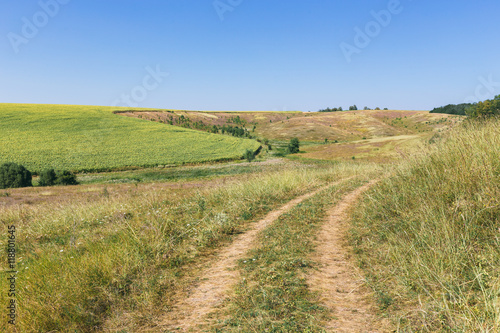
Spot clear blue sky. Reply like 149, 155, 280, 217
1, 0, 500, 111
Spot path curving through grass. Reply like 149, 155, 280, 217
160, 183, 340, 331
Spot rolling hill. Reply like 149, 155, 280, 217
0, 104, 260, 173
118, 109, 462, 162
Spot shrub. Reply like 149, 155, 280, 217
38, 169, 78, 186
38, 169, 57, 186
244, 149, 255, 162
287, 137, 300, 154
56, 170, 79, 185
0, 162, 32, 189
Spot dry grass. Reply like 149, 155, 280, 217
121, 109, 462, 143
350, 118, 500, 331
0, 162, 373, 332
300, 134, 426, 163
212, 179, 369, 332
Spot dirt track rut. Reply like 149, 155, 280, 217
308, 180, 390, 332
160, 183, 337, 332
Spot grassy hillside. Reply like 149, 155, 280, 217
119, 109, 460, 142
119, 109, 461, 163
0, 104, 260, 173
350, 118, 500, 331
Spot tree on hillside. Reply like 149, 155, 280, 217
0, 163, 32, 189
38, 169, 78, 186
430, 103, 472, 116
349, 105, 358, 111
56, 170, 79, 185
244, 149, 255, 162
319, 107, 344, 112
39, 169, 57, 186
287, 137, 300, 154
467, 95, 500, 118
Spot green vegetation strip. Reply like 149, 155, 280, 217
77, 161, 282, 185
0, 104, 260, 173
214, 178, 367, 332
350, 119, 500, 331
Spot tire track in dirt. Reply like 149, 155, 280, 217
308, 180, 391, 332
160, 182, 342, 332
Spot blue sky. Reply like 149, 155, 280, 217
1, 0, 500, 111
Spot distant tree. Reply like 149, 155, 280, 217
0, 163, 32, 189
56, 170, 78, 186
466, 96, 500, 118
318, 106, 345, 112
287, 137, 300, 154
349, 105, 358, 111
244, 149, 255, 162
375, 107, 381, 110
262, 138, 272, 150
430, 103, 472, 116
384, 108, 389, 110
364, 106, 370, 110
38, 169, 57, 186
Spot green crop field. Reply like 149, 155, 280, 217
0, 104, 260, 173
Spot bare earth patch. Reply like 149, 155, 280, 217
309, 180, 392, 332
160, 183, 337, 332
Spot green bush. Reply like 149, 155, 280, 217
287, 137, 300, 154
0, 162, 32, 189
38, 169, 78, 186
56, 170, 79, 185
38, 169, 57, 186
244, 149, 255, 162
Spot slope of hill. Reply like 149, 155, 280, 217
118, 109, 460, 142
0, 104, 260, 172
118, 109, 462, 162
351, 118, 500, 331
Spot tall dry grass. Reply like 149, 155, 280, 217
0, 162, 377, 332
351, 119, 500, 331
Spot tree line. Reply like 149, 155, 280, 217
0, 163, 78, 189
430, 95, 499, 118
319, 105, 388, 112
468, 95, 500, 118
430, 103, 471, 115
